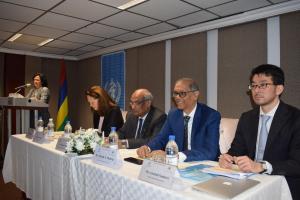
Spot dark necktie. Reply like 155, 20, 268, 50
135, 118, 143, 139
183, 116, 190, 150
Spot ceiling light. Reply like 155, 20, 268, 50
8, 33, 23, 42
118, 0, 146, 10
38, 38, 54, 46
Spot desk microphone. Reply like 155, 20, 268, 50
15, 83, 31, 90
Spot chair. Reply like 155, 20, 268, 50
219, 118, 239, 154
121, 110, 128, 122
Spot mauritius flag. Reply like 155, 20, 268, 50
56, 60, 69, 131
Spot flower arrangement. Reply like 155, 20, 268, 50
66, 128, 102, 155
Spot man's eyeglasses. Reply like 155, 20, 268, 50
248, 83, 274, 90
172, 90, 197, 98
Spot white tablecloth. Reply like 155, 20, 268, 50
3, 134, 82, 200
72, 150, 292, 200
3, 134, 293, 200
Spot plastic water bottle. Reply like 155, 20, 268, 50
64, 121, 72, 137
108, 127, 119, 149
165, 135, 179, 166
36, 117, 44, 133
47, 118, 55, 137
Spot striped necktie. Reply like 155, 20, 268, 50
183, 116, 190, 150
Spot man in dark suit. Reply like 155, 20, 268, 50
118, 89, 166, 149
137, 78, 221, 162
219, 64, 300, 200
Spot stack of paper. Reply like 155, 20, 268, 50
178, 164, 215, 182
202, 166, 254, 179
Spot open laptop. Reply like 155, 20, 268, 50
193, 176, 260, 199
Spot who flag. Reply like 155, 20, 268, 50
56, 60, 69, 131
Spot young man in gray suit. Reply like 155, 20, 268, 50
118, 89, 166, 149
219, 64, 300, 200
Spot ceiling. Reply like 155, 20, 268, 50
0, 0, 294, 59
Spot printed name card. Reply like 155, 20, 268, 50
26, 128, 35, 139
93, 145, 122, 169
32, 131, 46, 143
138, 159, 177, 189
55, 136, 70, 152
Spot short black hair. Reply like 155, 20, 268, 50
250, 64, 284, 85
32, 72, 48, 87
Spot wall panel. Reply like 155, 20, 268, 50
0, 53, 4, 97
125, 48, 139, 110
137, 42, 165, 111
218, 20, 267, 118
280, 11, 300, 108
171, 32, 207, 104
76, 56, 100, 129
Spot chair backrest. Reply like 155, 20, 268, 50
219, 118, 239, 154
121, 110, 128, 122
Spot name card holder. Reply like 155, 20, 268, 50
32, 131, 46, 143
55, 136, 70, 152
93, 145, 122, 169
26, 128, 35, 139
138, 159, 177, 189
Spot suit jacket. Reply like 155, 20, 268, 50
148, 102, 221, 162
93, 106, 124, 137
27, 87, 50, 126
228, 101, 300, 200
118, 106, 167, 149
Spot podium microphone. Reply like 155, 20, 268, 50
15, 83, 31, 90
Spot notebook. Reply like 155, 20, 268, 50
192, 176, 260, 199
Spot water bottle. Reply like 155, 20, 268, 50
47, 118, 55, 137
64, 121, 72, 137
36, 117, 44, 133
165, 135, 179, 166
108, 127, 118, 149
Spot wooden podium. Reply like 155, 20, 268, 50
0, 96, 48, 157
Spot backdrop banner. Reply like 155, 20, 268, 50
101, 51, 125, 110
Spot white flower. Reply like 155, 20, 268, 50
91, 142, 97, 151
66, 140, 74, 153
75, 140, 84, 151
65, 128, 101, 154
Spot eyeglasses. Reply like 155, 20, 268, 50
172, 90, 197, 98
248, 83, 274, 90
129, 99, 145, 106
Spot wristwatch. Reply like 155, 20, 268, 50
259, 161, 267, 174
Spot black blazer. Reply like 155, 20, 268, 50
118, 106, 167, 149
228, 101, 300, 200
93, 106, 124, 137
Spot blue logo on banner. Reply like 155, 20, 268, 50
101, 51, 125, 110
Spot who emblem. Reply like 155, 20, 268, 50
105, 79, 121, 103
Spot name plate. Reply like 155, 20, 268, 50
26, 128, 35, 139
93, 145, 122, 169
32, 131, 46, 143
138, 159, 177, 189
55, 136, 70, 152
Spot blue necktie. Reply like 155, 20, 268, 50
135, 118, 143, 139
256, 115, 271, 161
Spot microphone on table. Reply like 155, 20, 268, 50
15, 83, 31, 90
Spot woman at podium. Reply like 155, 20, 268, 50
26, 72, 50, 127
85, 86, 123, 137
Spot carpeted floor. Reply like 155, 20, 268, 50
0, 158, 25, 200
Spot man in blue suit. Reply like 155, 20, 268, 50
137, 78, 221, 162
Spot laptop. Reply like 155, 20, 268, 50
192, 176, 260, 199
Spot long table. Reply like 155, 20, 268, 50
3, 134, 293, 200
